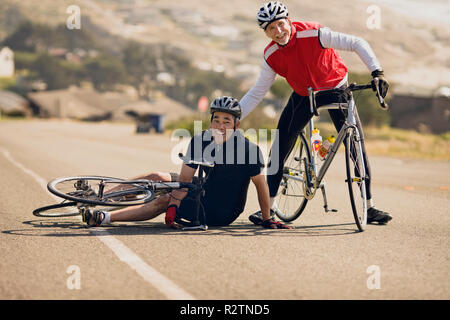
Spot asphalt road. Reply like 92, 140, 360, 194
0, 120, 449, 300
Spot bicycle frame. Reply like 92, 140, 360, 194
275, 80, 384, 227
308, 90, 360, 187
304, 79, 384, 191
299, 87, 367, 213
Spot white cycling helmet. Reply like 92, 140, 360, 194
210, 96, 242, 119
257, 1, 289, 30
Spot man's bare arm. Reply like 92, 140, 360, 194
251, 173, 271, 221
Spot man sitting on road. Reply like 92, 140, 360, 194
83, 96, 293, 230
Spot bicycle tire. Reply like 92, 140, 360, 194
47, 176, 154, 207
274, 132, 310, 222
33, 202, 123, 218
33, 201, 79, 217
345, 127, 368, 232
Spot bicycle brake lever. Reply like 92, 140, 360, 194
373, 78, 389, 110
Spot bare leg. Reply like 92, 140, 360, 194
129, 171, 172, 183
106, 171, 172, 194
107, 172, 173, 222
110, 194, 171, 222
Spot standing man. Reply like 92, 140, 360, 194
240, 1, 392, 225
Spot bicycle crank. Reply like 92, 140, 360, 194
302, 166, 317, 200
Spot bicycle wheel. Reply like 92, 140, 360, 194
33, 202, 122, 218
33, 202, 79, 217
47, 176, 154, 207
274, 132, 311, 222
345, 127, 368, 231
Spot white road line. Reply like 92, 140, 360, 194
91, 229, 195, 300
1, 149, 49, 192
1, 148, 195, 300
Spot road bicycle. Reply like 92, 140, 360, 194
33, 154, 214, 231
273, 79, 388, 232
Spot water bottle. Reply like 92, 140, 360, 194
311, 128, 322, 157
318, 135, 336, 160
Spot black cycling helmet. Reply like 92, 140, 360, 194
210, 96, 242, 120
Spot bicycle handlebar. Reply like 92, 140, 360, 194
346, 78, 388, 110
308, 78, 389, 112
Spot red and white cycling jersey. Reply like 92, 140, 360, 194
240, 21, 382, 119
264, 21, 347, 96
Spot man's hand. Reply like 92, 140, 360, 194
262, 218, 293, 229
165, 204, 178, 227
371, 70, 389, 98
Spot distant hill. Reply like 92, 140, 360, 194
2, 0, 449, 90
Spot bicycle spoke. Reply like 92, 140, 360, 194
274, 134, 310, 222
48, 176, 154, 207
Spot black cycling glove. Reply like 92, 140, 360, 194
371, 70, 389, 98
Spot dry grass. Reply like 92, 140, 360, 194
315, 122, 450, 161
362, 126, 450, 161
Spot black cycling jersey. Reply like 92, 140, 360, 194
178, 130, 265, 226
